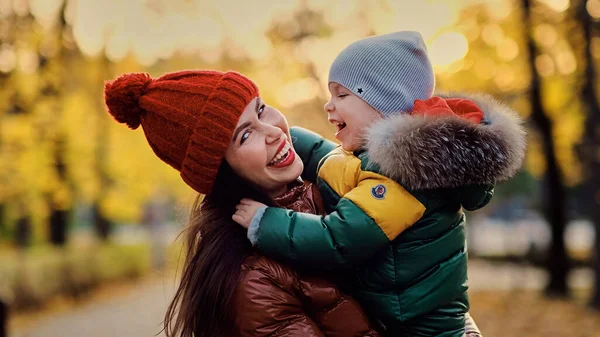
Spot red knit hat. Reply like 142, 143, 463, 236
104, 70, 259, 194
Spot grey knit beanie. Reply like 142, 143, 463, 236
329, 31, 435, 116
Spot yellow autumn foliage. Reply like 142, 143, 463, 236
0, 0, 595, 243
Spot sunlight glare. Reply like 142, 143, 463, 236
0, 0, 11, 19
0, 44, 16, 73
429, 32, 469, 67
497, 38, 520, 61
29, 0, 63, 30
534, 24, 558, 47
276, 78, 320, 108
540, 0, 570, 12
587, 0, 600, 19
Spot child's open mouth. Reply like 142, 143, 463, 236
333, 121, 346, 132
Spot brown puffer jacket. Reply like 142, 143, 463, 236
235, 254, 379, 337
234, 181, 379, 337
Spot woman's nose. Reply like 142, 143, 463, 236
263, 123, 284, 144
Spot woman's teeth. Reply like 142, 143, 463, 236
268, 143, 291, 166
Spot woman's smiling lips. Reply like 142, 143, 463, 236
267, 141, 295, 168
270, 148, 295, 168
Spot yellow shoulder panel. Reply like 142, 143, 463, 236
317, 147, 361, 196
344, 170, 426, 241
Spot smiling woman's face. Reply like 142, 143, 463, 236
224, 97, 303, 197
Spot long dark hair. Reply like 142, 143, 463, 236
164, 161, 274, 337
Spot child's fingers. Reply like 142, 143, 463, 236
232, 214, 245, 225
240, 198, 257, 206
239, 198, 251, 205
234, 208, 247, 216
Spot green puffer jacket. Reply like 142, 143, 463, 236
248, 93, 526, 336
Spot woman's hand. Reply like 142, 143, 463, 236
233, 198, 267, 228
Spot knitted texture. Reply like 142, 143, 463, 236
329, 31, 435, 116
104, 70, 259, 194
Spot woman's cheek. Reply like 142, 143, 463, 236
269, 110, 287, 129
246, 142, 266, 167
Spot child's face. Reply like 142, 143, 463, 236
325, 82, 382, 152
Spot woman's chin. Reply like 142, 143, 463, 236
290, 156, 304, 178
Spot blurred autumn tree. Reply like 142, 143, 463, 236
433, 0, 599, 299
0, 2, 109, 245
570, 0, 600, 309
522, 0, 569, 297
518, 0, 600, 301
0, 9, 64, 247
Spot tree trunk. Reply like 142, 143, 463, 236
15, 215, 31, 248
0, 204, 5, 238
48, 137, 69, 246
93, 204, 111, 241
0, 299, 6, 337
574, 0, 600, 309
49, 208, 68, 246
94, 57, 112, 241
46, 8, 71, 247
522, 0, 570, 297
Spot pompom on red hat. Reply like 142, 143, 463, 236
104, 70, 259, 194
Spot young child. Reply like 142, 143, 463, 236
234, 31, 526, 336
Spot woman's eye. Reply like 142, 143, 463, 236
240, 131, 250, 144
258, 104, 266, 117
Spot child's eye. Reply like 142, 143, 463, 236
337, 93, 348, 98
240, 131, 251, 144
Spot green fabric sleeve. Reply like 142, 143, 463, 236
290, 126, 337, 183
255, 198, 389, 270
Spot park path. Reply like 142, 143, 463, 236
11, 275, 176, 337
9, 261, 593, 337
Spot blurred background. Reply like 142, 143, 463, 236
0, 0, 599, 336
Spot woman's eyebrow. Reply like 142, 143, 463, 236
255, 98, 262, 113
232, 121, 252, 143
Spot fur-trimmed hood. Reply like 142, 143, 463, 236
366, 93, 527, 190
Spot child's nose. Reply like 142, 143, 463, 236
324, 100, 334, 113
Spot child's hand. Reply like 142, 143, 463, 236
232, 198, 266, 229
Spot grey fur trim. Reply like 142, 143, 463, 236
247, 206, 267, 247
366, 92, 527, 190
